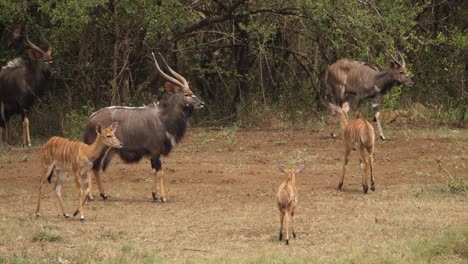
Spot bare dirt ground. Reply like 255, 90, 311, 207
0, 128, 466, 263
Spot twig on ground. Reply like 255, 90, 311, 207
435, 155, 454, 180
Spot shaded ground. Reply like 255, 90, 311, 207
0, 128, 466, 263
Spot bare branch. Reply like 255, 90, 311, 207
177, 2, 299, 37
212, 0, 228, 12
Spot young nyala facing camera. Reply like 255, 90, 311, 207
276, 163, 305, 245
35, 122, 123, 222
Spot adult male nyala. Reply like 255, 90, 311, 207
83, 52, 204, 202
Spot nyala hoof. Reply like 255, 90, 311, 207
363, 186, 369, 194
285, 239, 289, 245
371, 186, 376, 192
279, 233, 283, 241
337, 183, 343, 190
80, 216, 85, 222
73, 210, 79, 217
64, 214, 70, 219
152, 192, 158, 202
380, 135, 386, 141
100, 194, 108, 200
160, 197, 167, 203
293, 232, 297, 239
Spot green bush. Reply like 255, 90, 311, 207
63, 105, 95, 140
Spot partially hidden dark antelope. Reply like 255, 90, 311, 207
35, 123, 123, 221
329, 102, 375, 194
326, 52, 413, 140
277, 163, 305, 245
0, 33, 56, 146
83, 52, 204, 203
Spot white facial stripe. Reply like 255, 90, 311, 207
372, 103, 379, 108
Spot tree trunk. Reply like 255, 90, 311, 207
111, 0, 121, 105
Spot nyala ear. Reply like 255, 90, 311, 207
329, 103, 342, 114
96, 123, 103, 135
388, 60, 400, 69
164, 82, 181, 94
108, 122, 119, 133
342, 102, 350, 113
278, 163, 287, 173
296, 163, 306, 173
27, 49, 40, 60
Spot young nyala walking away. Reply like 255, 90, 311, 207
35, 122, 123, 221
276, 163, 305, 245
329, 102, 375, 193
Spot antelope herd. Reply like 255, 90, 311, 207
0, 33, 413, 246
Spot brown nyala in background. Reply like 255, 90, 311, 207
276, 163, 305, 245
326, 52, 413, 140
329, 102, 375, 193
35, 122, 123, 222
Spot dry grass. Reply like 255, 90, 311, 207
0, 128, 466, 263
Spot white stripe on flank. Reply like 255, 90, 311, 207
166, 132, 177, 147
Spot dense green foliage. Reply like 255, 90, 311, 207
0, 0, 466, 135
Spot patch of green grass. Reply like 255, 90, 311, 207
0, 253, 40, 264
98, 228, 128, 241
274, 140, 287, 146
393, 128, 468, 140
32, 225, 67, 243
200, 134, 215, 145
114, 252, 164, 264
341, 224, 468, 264
21, 155, 29, 162
410, 186, 425, 198
223, 123, 240, 150
121, 243, 133, 254
114, 244, 164, 264
0, 144, 12, 163
444, 178, 467, 194
201, 254, 321, 264
407, 225, 468, 261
